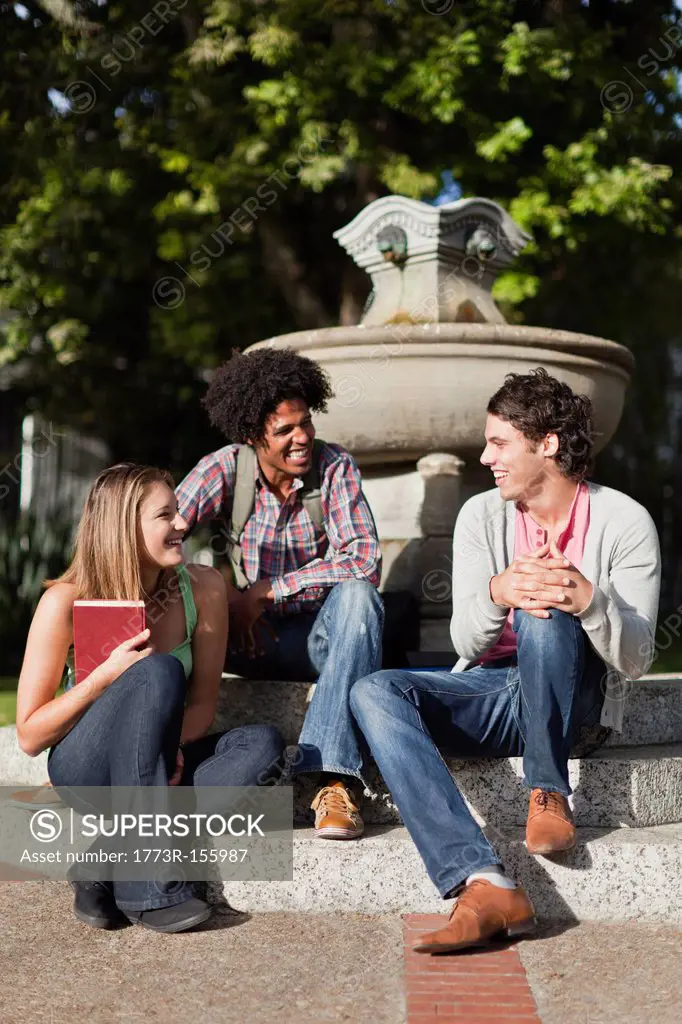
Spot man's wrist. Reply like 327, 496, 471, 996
575, 579, 594, 616
251, 578, 275, 601
489, 575, 501, 606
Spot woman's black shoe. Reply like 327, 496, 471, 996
70, 880, 127, 929
124, 897, 213, 933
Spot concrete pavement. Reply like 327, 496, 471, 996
1, 882, 681, 1024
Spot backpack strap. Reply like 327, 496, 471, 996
227, 444, 258, 590
300, 438, 324, 530
227, 439, 326, 589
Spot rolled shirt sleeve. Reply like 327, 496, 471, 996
175, 448, 237, 533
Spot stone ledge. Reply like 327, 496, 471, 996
292, 744, 682, 830
0, 728, 48, 786
220, 823, 682, 924
2, 723, 682, 829
214, 674, 682, 750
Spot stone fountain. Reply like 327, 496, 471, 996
249, 194, 634, 658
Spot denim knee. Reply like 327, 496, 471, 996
350, 670, 401, 718
205, 724, 285, 785
330, 580, 384, 621
514, 608, 577, 639
245, 723, 285, 769
215, 723, 283, 759
118, 652, 186, 706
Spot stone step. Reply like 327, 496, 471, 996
291, 744, 682, 829
3, 723, 682, 830
220, 823, 682, 925
214, 674, 682, 750
213, 674, 682, 829
0, 728, 48, 786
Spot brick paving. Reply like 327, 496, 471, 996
403, 914, 541, 1024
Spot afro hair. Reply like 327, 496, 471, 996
202, 346, 334, 444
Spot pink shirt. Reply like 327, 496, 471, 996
479, 482, 591, 664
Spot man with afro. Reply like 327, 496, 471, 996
176, 346, 383, 840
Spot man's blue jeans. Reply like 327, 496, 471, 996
227, 580, 384, 784
349, 610, 607, 898
48, 653, 284, 912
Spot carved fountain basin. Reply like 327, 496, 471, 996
251, 322, 634, 464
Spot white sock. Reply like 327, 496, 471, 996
466, 867, 517, 890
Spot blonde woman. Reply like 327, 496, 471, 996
16, 463, 284, 932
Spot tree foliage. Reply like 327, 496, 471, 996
1, 0, 681, 600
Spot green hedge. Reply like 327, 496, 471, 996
0, 512, 73, 676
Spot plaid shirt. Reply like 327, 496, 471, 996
175, 441, 381, 615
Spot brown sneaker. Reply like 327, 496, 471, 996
413, 880, 536, 954
311, 780, 364, 840
526, 788, 576, 855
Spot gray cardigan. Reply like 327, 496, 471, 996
450, 482, 661, 732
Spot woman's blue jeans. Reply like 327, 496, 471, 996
48, 653, 284, 912
350, 609, 607, 898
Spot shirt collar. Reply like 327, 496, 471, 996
255, 458, 304, 493
517, 479, 587, 545
557, 479, 588, 546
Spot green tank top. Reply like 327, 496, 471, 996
64, 564, 197, 689
167, 564, 196, 679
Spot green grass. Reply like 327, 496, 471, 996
0, 677, 19, 727
0, 676, 64, 727
647, 638, 682, 675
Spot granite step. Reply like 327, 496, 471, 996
220, 823, 682, 925
214, 673, 682, 750
2, 758, 679, 924
2, 723, 682, 829
212, 673, 682, 829
291, 744, 682, 829
0, 728, 48, 786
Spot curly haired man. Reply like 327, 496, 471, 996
176, 347, 383, 839
350, 368, 661, 953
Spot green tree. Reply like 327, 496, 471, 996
1, 0, 681, 599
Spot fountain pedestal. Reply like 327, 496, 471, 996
367, 454, 463, 657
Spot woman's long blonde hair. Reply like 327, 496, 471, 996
45, 463, 175, 600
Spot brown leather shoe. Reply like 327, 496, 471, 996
526, 788, 576, 855
311, 781, 364, 840
412, 880, 536, 954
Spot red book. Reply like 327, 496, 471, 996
72, 600, 146, 685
